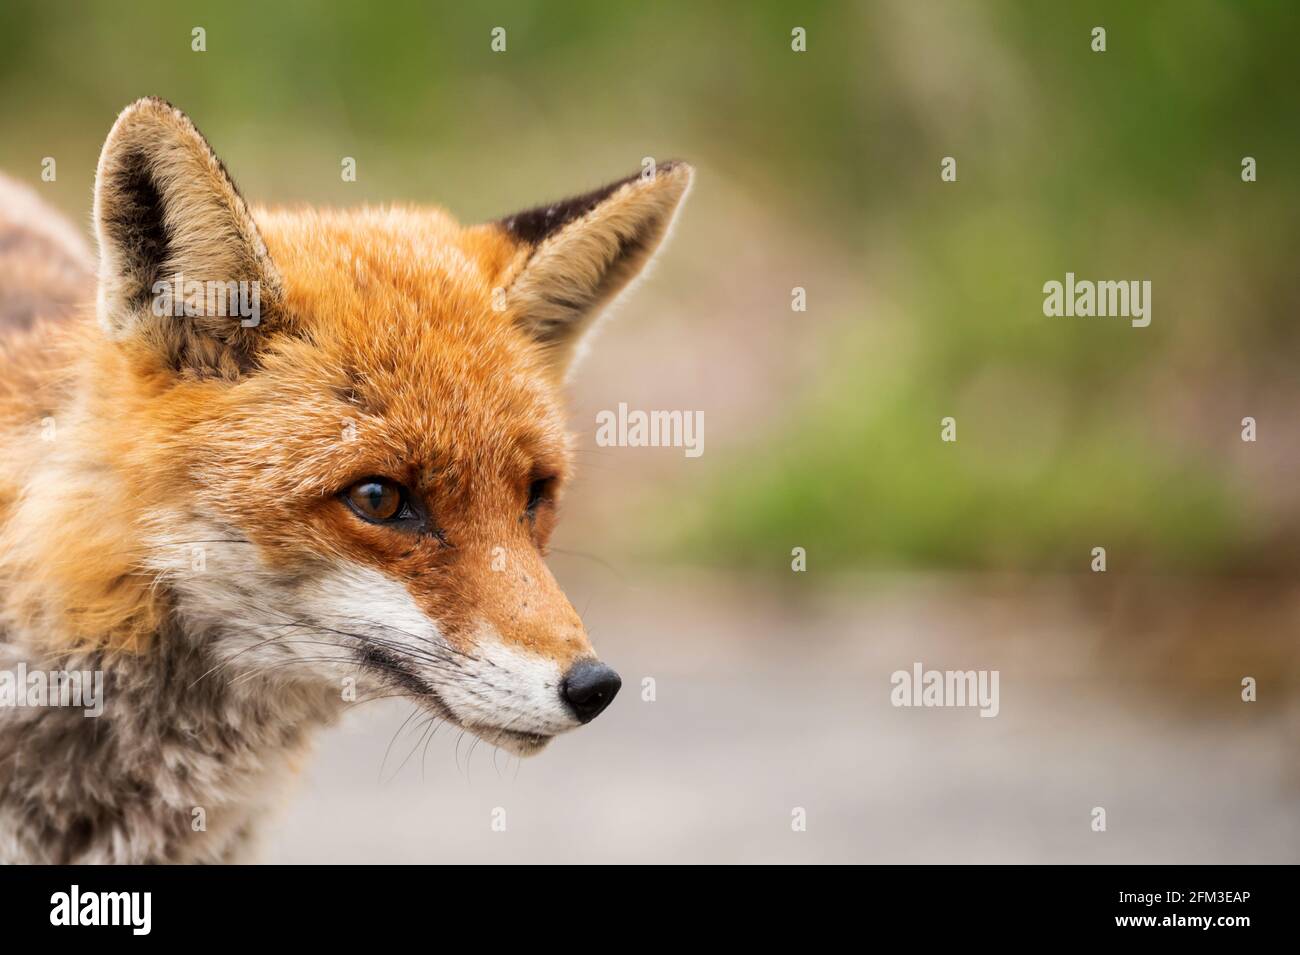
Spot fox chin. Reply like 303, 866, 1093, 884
0, 97, 691, 863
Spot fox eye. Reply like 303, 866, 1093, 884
343, 478, 408, 523
526, 476, 555, 515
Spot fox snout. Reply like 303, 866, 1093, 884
442, 543, 622, 729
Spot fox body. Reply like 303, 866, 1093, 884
0, 99, 690, 862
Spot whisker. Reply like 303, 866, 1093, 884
379, 706, 426, 782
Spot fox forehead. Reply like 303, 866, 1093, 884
258, 202, 523, 375
257, 203, 513, 319
221, 205, 571, 494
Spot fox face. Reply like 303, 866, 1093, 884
88, 98, 691, 755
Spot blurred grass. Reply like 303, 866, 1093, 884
672, 0, 1300, 574
0, 1, 1295, 574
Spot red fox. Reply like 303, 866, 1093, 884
0, 98, 691, 862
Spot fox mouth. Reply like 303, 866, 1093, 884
425, 699, 555, 757
357, 644, 554, 756
416, 691, 555, 756
468, 725, 553, 756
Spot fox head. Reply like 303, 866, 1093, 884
85, 97, 691, 754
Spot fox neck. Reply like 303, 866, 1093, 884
0, 610, 343, 863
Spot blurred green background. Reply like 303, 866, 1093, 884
1, 0, 1296, 576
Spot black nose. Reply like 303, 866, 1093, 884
560, 660, 622, 723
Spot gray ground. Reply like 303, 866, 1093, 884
264, 569, 1299, 864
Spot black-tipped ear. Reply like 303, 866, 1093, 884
94, 97, 282, 379
494, 161, 693, 378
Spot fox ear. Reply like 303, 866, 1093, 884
93, 97, 282, 378
495, 161, 692, 377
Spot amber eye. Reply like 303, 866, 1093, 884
343, 478, 406, 523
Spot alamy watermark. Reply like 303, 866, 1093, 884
890, 662, 999, 718
595, 402, 704, 458
0, 663, 104, 717
50, 885, 150, 935
151, 272, 261, 327
1043, 272, 1150, 328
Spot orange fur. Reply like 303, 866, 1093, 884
0, 99, 692, 674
